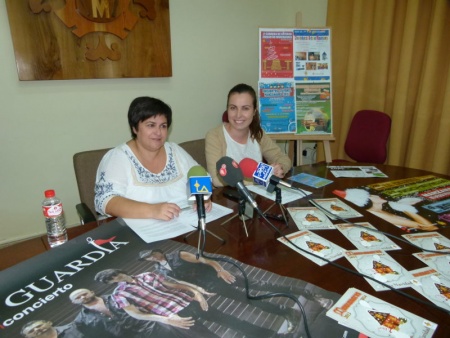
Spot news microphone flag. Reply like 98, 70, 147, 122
239, 158, 273, 188
187, 166, 212, 201
253, 162, 274, 188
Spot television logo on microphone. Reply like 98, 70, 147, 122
189, 176, 212, 195
253, 162, 273, 188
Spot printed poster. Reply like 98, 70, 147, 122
0, 219, 360, 337
259, 82, 296, 133
259, 28, 333, 136
260, 30, 294, 79
333, 175, 450, 232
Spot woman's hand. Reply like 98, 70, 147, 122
193, 199, 213, 212
272, 163, 285, 178
151, 203, 181, 221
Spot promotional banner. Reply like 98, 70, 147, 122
0, 220, 359, 337
259, 28, 332, 135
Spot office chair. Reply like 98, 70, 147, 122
222, 110, 229, 122
73, 148, 111, 224
343, 110, 391, 163
179, 138, 207, 168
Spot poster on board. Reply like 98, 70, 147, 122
259, 28, 332, 135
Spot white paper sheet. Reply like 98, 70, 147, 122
124, 202, 233, 243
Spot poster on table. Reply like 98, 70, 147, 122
332, 175, 450, 233
0, 219, 361, 337
259, 28, 332, 135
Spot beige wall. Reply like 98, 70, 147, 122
0, 0, 327, 244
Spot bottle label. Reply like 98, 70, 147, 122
43, 203, 63, 217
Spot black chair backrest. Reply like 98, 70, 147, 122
73, 148, 111, 217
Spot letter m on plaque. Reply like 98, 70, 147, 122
5, 0, 172, 80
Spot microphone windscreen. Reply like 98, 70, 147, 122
187, 165, 208, 178
239, 158, 258, 178
216, 156, 243, 187
187, 165, 212, 199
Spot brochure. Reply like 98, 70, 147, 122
335, 222, 401, 251
410, 267, 450, 312
326, 288, 437, 338
413, 252, 450, 278
328, 166, 388, 178
343, 249, 413, 291
288, 172, 333, 188
287, 206, 335, 230
311, 198, 364, 220
278, 230, 345, 266
402, 232, 450, 252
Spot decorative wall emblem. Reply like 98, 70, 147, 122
6, 0, 172, 80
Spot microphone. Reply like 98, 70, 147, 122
187, 166, 212, 231
216, 156, 258, 209
187, 166, 212, 201
239, 158, 293, 193
240, 158, 273, 188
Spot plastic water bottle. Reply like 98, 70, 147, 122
42, 189, 68, 248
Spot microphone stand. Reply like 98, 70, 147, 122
184, 196, 226, 244
220, 193, 250, 237
184, 224, 226, 243
263, 185, 289, 228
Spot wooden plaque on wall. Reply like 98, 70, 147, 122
5, 0, 172, 80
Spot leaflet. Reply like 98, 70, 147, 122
328, 166, 388, 178
326, 288, 437, 338
335, 222, 401, 251
413, 252, 450, 278
278, 230, 345, 266
410, 267, 450, 312
344, 249, 413, 291
402, 232, 450, 252
311, 198, 363, 220
287, 206, 335, 230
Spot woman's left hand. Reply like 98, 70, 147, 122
272, 163, 285, 178
192, 199, 213, 212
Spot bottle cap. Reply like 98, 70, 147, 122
44, 190, 56, 198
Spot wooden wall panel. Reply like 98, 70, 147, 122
5, 0, 172, 80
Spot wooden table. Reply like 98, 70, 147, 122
2, 163, 449, 337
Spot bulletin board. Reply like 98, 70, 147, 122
258, 28, 332, 136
